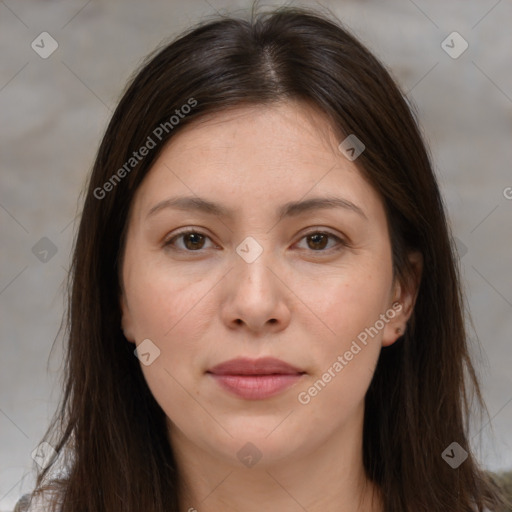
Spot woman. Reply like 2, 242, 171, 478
17, 6, 507, 512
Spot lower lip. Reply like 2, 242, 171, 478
208, 373, 304, 400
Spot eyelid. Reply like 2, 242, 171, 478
296, 228, 350, 251
163, 227, 216, 250
163, 227, 350, 252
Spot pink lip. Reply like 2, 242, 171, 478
207, 357, 305, 400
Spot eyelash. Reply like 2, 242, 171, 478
163, 228, 349, 254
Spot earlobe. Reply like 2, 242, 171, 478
382, 251, 423, 347
381, 300, 407, 347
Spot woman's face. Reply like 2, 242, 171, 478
120, 101, 417, 469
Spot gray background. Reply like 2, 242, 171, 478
1, 0, 511, 510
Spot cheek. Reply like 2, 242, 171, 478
126, 259, 212, 342
127, 269, 213, 423
296, 262, 391, 397
294, 275, 386, 419
299, 266, 391, 344
126, 261, 219, 399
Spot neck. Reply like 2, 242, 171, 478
169, 403, 383, 512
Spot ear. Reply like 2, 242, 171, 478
120, 292, 136, 343
382, 251, 423, 347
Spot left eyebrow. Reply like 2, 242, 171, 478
277, 196, 367, 221
145, 195, 368, 221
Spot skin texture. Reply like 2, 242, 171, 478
120, 101, 422, 512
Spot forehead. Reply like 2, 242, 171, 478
168, 101, 342, 170
129, 101, 382, 223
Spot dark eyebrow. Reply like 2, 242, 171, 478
146, 195, 367, 221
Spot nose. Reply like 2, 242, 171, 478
220, 250, 292, 334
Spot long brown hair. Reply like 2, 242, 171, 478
30, 5, 506, 511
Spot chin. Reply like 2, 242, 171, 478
213, 422, 306, 467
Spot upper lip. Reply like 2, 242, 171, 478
207, 357, 305, 376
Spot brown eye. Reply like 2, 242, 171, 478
306, 233, 330, 250
164, 230, 213, 251
296, 231, 346, 252
164, 229, 346, 254
182, 232, 206, 250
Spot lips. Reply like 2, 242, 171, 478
207, 357, 305, 400
207, 357, 304, 376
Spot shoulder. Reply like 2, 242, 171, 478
13, 491, 61, 512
